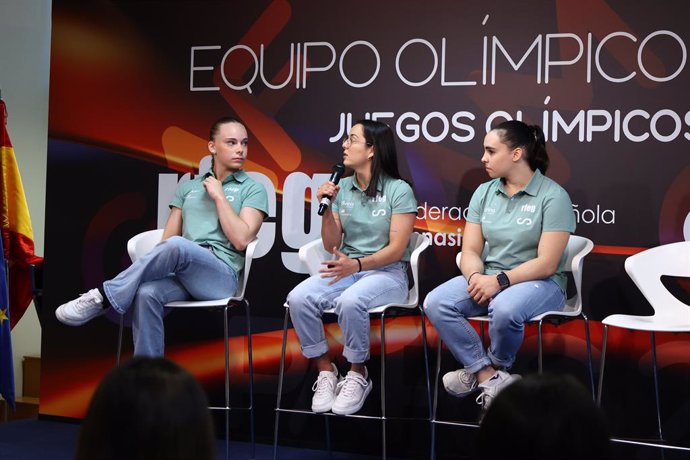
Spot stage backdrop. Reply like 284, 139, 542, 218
42, 0, 689, 455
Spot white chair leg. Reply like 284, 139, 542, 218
244, 300, 255, 459
596, 325, 609, 407
582, 313, 596, 400
537, 319, 544, 374
116, 314, 124, 365
223, 306, 230, 460
272, 307, 290, 460
650, 331, 664, 441
418, 308, 433, 460
431, 337, 442, 460
380, 311, 387, 460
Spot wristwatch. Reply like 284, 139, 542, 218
496, 272, 511, 291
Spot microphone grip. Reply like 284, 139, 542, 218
317, 196, 332, 216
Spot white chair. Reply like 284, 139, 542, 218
431, 235, 595, 457
117, 228, 258, 460
273, 233, 432, 460
597, 241, 690, 442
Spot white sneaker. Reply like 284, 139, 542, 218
475, 370, 521, 412
55, 288, 107, 326
311, 363, 341, 413
442, 368, 478, 397
331, 368, 373, 415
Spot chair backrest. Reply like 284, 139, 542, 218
127, 229, 164, 262
406, 232, 431, 305
624, 241, 690, 323
455, 235, 594, 313
233, 238, 258, 300
564, 235, 594, 313
126, 229, 258, 300
298, 238, 334, 277
298, 232, 431, 306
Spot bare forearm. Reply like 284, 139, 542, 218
320, 209, 342, 252
504, 256, 559, 285
460, 253, 485, 280
162, 208, 183, 240
358, 244, 405, 271
214, 198, 255, 250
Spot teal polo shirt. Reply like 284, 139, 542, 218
332, 174, 418, 262
169, 169, 268, 275
466, 169, 576, 291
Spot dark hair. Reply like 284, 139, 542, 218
475, 373, 610, 460
354, 119, 407, 197
76, 357, 216, 460
492, 120, 549, 174
209, 116, 244, 141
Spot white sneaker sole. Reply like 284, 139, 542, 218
311, 398, 335, 413
331, 380, 373, 415
55, 306, 105, 326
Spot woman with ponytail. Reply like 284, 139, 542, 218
56, 117, 268, 357
424, 120, 575, 416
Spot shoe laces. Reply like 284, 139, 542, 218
75, 292, 99, 311
312, 373, 336, 396
336, 373, 367, 399
475, 391, 492, 408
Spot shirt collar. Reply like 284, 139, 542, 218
496, 169, 543, 197
204, 169, 248, 185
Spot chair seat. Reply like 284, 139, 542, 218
602, 313, 690, 332
468, 305, 583, 324
166, 297, 239, 308
530, 304, 582, 320
323, 301, 418, 316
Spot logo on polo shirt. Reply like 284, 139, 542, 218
516, 217, 533, 225
521, 204, 536, 213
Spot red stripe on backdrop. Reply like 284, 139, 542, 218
592, 245, 647, 256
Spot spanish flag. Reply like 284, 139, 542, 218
1, 99, 43, 329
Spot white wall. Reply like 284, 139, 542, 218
0, 0, 51, 397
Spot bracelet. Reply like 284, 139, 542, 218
467, 271, 480, 283
355, 257, 362, 272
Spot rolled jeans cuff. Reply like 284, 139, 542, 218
462, 356, 493, 375
103, 281, 125, 314
300, 340, 329, 360
343, 346, 369, 364
488, 349, 514, 370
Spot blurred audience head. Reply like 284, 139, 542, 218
475, 372, 610, 460
76, 357, 216, 460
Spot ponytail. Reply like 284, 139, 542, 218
528, 124, 549, 174
492, 120, 550, 174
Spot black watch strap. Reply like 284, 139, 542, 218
497, 272, 510, 291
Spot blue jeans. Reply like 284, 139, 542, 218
423, 275, 565, 373
287, 262, 408, 364
103, 236, 238, 357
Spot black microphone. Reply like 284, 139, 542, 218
318, 163, 345, 216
